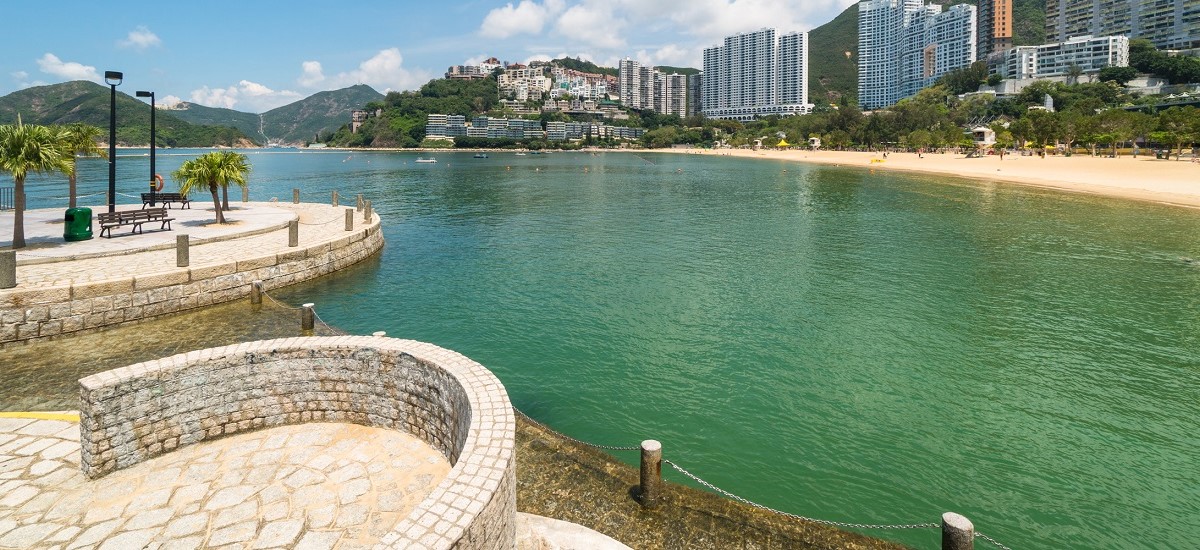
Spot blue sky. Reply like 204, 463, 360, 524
2, 0, 857, 113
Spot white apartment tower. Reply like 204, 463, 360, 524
618, 58, 690, 117
1045, 0, 1200, 50
701, 28, 812, 121
858, 0, 976, 110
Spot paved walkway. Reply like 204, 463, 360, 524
0, 417, 449, 550
2, 202, 367, 287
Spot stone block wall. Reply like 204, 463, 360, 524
0, 224, 383, 347
78, 336, 517, 550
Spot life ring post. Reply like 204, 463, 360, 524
152, 173, 164, 192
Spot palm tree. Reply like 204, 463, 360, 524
172, 151, 251, 224
0, 117, 71, 249
60, 123, 106, 208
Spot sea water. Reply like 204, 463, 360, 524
9, 149, 1200, 549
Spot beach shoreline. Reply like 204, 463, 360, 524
648, 147, 1200, 209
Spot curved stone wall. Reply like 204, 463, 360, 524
78, 336, 516, 550
0, 221, 383, 348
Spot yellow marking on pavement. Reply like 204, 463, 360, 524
0, 412, 80, 422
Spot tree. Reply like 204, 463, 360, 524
1097, 66, 1139, 86
0, 118, 71, 249
1155, 106, 1199, 160
172, 151, 251, 224
990, 122, 1013, 160
60, 123, 106, 208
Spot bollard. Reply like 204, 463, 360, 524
356, 194, 364, 212
288, 219, 298, 247
363, 200, 372, 223
345, 208, 354, 231
293, 188, 300, 204
301, 303, 315, 331
242, 186, 249, 203
639, 440, 662, 508
332, 190, 339, 207
372, 331, 386, 337
176, 234, 190, 267
942, 512, 974, 550
0, 250, 15, 289
251, 280, 263, 306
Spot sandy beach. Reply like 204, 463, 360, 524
652, 147, 1200, 209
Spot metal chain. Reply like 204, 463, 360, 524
311, 308, 349, 335
260, 289, 302, 310
662, 459, 938, 531
976, 532, 1013, 550
297, 215, 346, 226
513, 407, 642, 451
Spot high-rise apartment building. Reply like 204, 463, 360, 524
618, 59, 690, 117
701, 28, 811, 121
1045, 0, 1200, 50
857, 0, 976, 110
976, 0, 1013, 58
993, 35, 1129, 79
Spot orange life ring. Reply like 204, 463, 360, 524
153, 173, 164, 192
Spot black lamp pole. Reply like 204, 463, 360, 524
104, 71, 123, 213
136, 90, 155, 206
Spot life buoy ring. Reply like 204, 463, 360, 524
153, 173, 164, 192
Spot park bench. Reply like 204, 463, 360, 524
141, 192, 190, 209
97, 207, 175, 238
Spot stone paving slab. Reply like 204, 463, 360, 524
0, 202, 370, 288
0, 420, 449, 550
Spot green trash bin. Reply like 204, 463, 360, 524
64, 207, 93, 241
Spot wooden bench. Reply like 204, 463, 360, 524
141, 192, 190, 209
97, 208, 175, 238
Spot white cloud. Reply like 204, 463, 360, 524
119, 26, 162, 50
160, 95, 183, 108
36, 53, 99, 81
12, 71, 28, 80
321, 48, 431, 93
190, 80, 302, 112
635, 44, 693, 67
479, 0, 566, 38
298, 61, 325, 87
554, 3, 625, 49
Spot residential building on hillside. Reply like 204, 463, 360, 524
701, 28, 812, 121
858, 0, 976, 110
618, 59, 691, 116
687, 73, 702, 117
991, 34, 1129, 79
424, 114, 646, 143
1045, 0, 1200, 50
976, 0, 1013, 58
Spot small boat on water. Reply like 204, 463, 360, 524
415, 158, 437, 164
473, 153, 489, 159
514, 152, 526, 156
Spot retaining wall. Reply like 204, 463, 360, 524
79, 336, 517, 550
0, 222, 383, 348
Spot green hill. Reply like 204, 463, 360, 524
165, 84, 383, 145
0, 80, 251, 147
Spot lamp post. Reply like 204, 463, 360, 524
104, 71, 123, 213
136, 90, 156, 207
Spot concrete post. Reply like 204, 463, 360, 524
942, 512, 974, 550
639, 440, 662, 508
345, 208, 354, 231
364, 200, 372, 223
293, 188, 300, 204
176, 234, 189, 267
356, 194, 364, 212
0, 250, 15, 289
332, 190, 339, 207
301, 303, 315, 331
242, 186, 249, 203
250, 280, 263, 306
288, 219, 298, 247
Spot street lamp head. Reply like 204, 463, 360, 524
104, 71, 123, 86
135, 90, 153, 98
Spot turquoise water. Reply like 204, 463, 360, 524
14, 150, 1200, 549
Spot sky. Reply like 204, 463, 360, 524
1, 0, 858, 114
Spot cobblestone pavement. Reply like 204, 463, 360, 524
0, 418, 449, 550
2, 202, 371, 288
